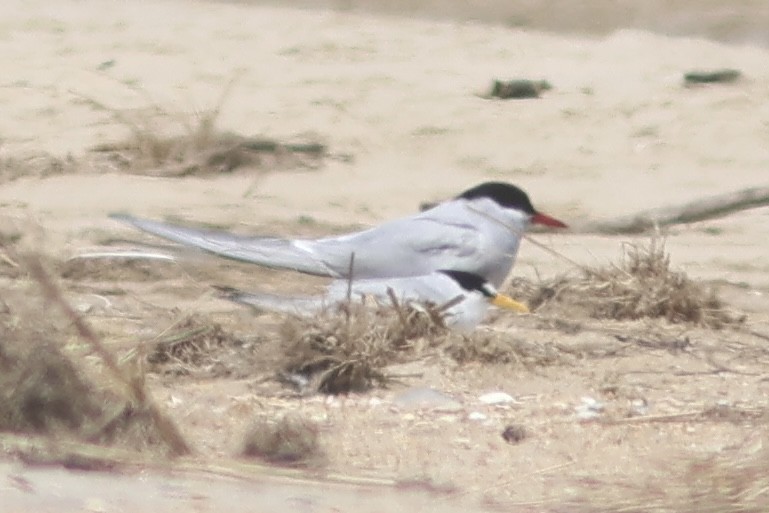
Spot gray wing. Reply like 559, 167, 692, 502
312, 209, 494, 279
111, 213, 341, 277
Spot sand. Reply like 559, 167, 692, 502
2, 0, 769, 511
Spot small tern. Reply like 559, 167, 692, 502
215, 269, 529, 332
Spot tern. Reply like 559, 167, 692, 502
111, 182, 566, 287
215, 269, 529, 332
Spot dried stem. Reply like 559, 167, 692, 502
26, 255, 191, 456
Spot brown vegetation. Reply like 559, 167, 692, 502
512, 238, 740, 328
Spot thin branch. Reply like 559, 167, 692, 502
346, 252, 356, 303
26, 255, 191, 456
386, 287, 409, 329
571, 185, 769, 234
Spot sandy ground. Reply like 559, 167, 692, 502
2, 0, 769, 511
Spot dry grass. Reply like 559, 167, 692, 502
677, 449, 769, 513
0, 149, 72, 184
277, 294, 575, 391
279, 299, 450, 394
90, 128, 328, 177
0, 251, 190, 462
0, 293, 173, 457
240, 413, 323, 466
512, 238, 740, 328
144, 315, 259, 379
3, 235, 764, 510
76, 80, 331, 177
576, 435, 769, 513
2, 79, 334, 185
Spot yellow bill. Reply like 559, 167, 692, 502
491, 294, 529, 314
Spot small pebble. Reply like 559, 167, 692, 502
479, 392, 516, 405
392, 387, 462, 412
75, 302, 94, 314
502, 424, 527, 444
630, 398, 649, 416
575, 396, 605, 420
468, 411, 487, 421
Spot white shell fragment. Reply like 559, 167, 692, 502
478, 392, 516, 405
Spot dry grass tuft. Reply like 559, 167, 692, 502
0, 252, 190, 461
278, 291, 579, 386
0, 150, 72, 184
279, 300, 450, 394
145, 316, 257, 379
240, 413, 323, 466
0, 339, 100, 435
90, 129, 328, 177
0, 294, 174, 456
77, 81, 331, 177
513, 238, 739, 328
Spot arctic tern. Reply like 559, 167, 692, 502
111, 181, 566, 287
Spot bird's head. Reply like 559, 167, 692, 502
439, 269, 529, 314
456, 182, 567, 229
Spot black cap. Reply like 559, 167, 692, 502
456, 182, 536, 214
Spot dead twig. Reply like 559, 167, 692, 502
386, 287, 409, 329
603, 411, 703, 424
26, 256, 191, 455
571, 185, 769, 234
